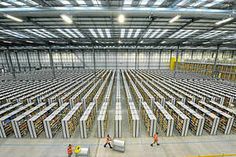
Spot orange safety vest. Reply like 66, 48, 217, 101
154, 134, 158, 141
67, 146, 73, 154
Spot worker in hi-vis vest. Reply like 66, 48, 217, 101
151, 132, 160, 147
67, 144, 73, 157
104, 134, 113, 149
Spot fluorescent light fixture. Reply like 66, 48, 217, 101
32, 29, 52, 38
60, 14, 73, 24
65, 29, 78, 38
169, 30, 185, 38
190, 0, 207, 7
95, 40, 98, 43
27, 0, 39, 5
105, 29, 111, 38
140, 40, 143, 43
127, 29, 133, 38
181, 30, 199, 38
154, 0, 165, 5
205, 0, 224, 7
72, 29, 85, 38
0, 29, 28, 38
215, 17, 234, 25
118, 40, 122, 44
169, 15, 181, 23
92, 0, 101, 5
3, 41, 12, 44
118, 14, 125, 24
13, 1, 26, 6
120, 29, 125, 38
76, 0, 86, 5
26, 40, 33, 43
223, 41, 231, 44
41, 29, 58, 38
140, 0, 149, 5
97, 29, 104, 38
25, 29, 45, 38
4, 14, 23, 22
161, 41, 166, 44
124, 0, 132, 5
89, 29, 98, 38
56, 29, 72, 38
203, 41, 210, 44
175, 30, 192, 38
133, 29, 141, 38
60, 0, 71, 5
143, 29, 153, 38
156, 29, 168, 38
149, 29, 160, 38
0, 2, 11, 6
177, 0, 189, 6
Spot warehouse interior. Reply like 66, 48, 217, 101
0, 0, 236, 157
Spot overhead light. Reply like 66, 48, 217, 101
13, 1, 26, 6
127, 29, 133, 38
1, 30, 28, 38
156, 29, 168, 38
32, 29, 53, 38
0, 2, 11, 6
65, 29, 78, 38
120, 29, 125, 38
140, 40, 143, 43
181, 30, 199, 38
26, 40, 34, 43
89, 29, 98, 38
60, 0, 71, 5
60, 14, 73, 24
25, 29, 45, 38
154, 0, 165, 6
150, 29, 161, 38
118, 14, 125, 24
56, 29, 72, 38
95, 40, 98, 43
27, 0, 39, 6
124, 0, 132, 5
97, 29, 104, 38
72, 29, 85, 38
105, 29, 111, 38
205, 0, 224, 7
203, 41, 210, 44
223, 41, 231, 44
175, 30, 192, 38
190, 0, 207, 7
49, 40, 55, 43
118, 40, 122, 44
143, 29, 153, 38
140, 0, 149, 5
41, 29, 58, 38
76, 0, 86, 5
215, 17, 234, 25
92, 0, 101, 5
133, 29, 141, 38
4, 14, 23, 22
177, 0, 189, 6
161, 41, 166, 44
169, 15, 181, 23
3, 41, 12, 44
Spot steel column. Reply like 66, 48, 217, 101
60, 52, 64, 69
4, 51, 10, 72
82, 50, 85, 69
174, 45, 180, 77
49, 47, 55, 79
105, 49, 107, 69
37, 51, 42, 69
212, 45, 220, 78
191, 50, 194, 60
71, 50, 74, 69
7, 48, 16, 78
15, 51, 21, 72
26, 51, 31, 71
148, 51, 151, 69
93, 46, 96, 77
159, 50, 162, 69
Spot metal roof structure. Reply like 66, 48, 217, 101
0, 0, 235, 49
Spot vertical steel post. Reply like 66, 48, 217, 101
37, 50, 42, 69
174, 45, 180, 77
26, 51, 31, 71
7, 47, 16, 78
49, 46, 55, 79
15, 50, 21, 72
212, 45, 220, 78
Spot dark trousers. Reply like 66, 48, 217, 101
104, 142, 112, 148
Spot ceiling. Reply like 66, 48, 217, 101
0, 0, 235, 49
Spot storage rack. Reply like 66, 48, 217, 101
0, 102, 12, 111
198, 101, 234, 134
208, 100, 236, 133
80, 102, 96, 138
121, 70, 133, 103
176, 101, 205, 136
187, 101, 220, 135
0, 102, 34, 138
82, 80, 101, 110
94, 71, 111, 111
11, 103, 46, 138
61, 102, 83, 138
97, 102, 109, 138
165, 101, 190, 136
104, 71, 115, 103
128, 102, 140, 137
69, 79, 95, 107
115, 102, 122, 138
27, 103, 58, 138
43, 103, 71, 138
153, 101, 174, 136
140, 102, 157, 136
116, 71, 121, 102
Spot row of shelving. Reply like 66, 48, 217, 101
104, 71, 115, 103
97, 102, 109, 138
153, 101, 174, 136
80, 102, 96, 138
128, 102, 140, 137
164, 101, 190, 136
116, 71, 121, 102
115, 102, 122, 138
43, 103, 71, 138
62, 103, 83, 138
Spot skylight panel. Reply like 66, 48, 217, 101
89, 29, 98, 38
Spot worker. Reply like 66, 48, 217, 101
104, 134, 113, 149
151, 132, 160, 147
67, 144, 73, 157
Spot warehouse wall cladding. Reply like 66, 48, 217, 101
0, 0, 236, 157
